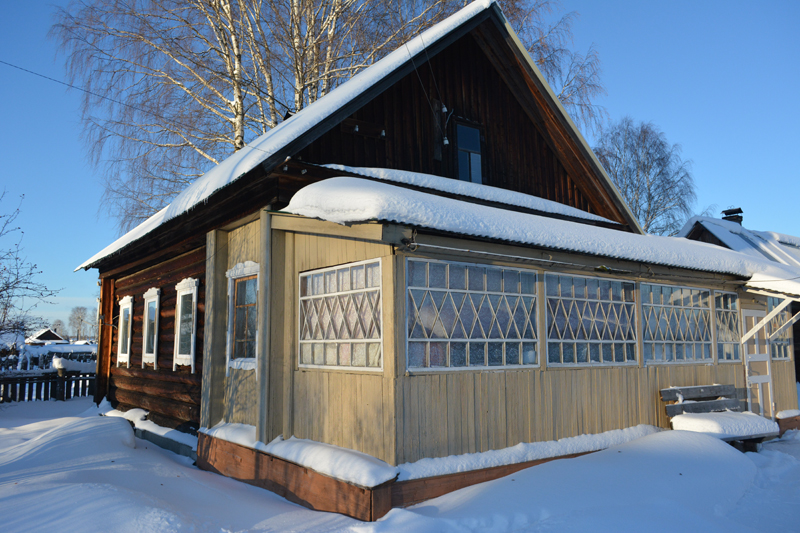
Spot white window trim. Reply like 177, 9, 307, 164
117, 295, 133, 368
141, 287, 161, 368
405, 258, 540, 372
299, 258, 384, 372
641, 282, 713, 366
173, 277, 199, 373
226, 262, 259, 376
545, 272, 638, 368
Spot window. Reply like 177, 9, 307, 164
299, 260, 382, 369
642, 284, 711, 363
768, 297, 792, 359
546, 274, 636, 365
117, 295, 133, 367
715, 291, 741, 362
174, 278, 199, 372
407, 260, 538, 369
456, 124, 482, 183
141, 288, 161, 367
226, 261, 259, 370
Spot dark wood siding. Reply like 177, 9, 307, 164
108, 247, 206, 431
297, 32, 593, 214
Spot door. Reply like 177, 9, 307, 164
742, 309, 775, 418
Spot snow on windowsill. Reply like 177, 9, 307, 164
671, 411, 779, 439
228, 358, 256, 371
105, 405, 198, 451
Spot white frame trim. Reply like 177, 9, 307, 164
173, 277, 199, 373
545, 271, 638, 368
298, 258, 384, 372
406, 258, 541, 372
641, 282, 713, 365
117, 295, 133, 368
141, 287, 161, 368
226, 262, 259, 375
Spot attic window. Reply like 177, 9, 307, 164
456, 124, 482, 183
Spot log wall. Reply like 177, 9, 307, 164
109, 247, 206, 430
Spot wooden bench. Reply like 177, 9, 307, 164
660, 385, 778, 452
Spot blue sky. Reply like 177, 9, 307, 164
1, 0, 799, 328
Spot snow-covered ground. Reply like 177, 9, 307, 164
2, 398, 800, 532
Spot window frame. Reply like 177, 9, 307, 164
117, 295, 133, 368
641, 282, 713, 365
298, 258, 384, 372
225, 261, 259, 374
544, 272, 638, 367
406, 258, 539, 372
454, 122, 483, 184
141, 287, 161, 368
767, 297, 793, 360
714, 290, 742, 363
173, 277, 199, 372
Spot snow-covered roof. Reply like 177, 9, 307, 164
286, 177, 800, 297
322, 165, 614, 224
77, 1, 496, 271
678, 216, 800, 268
78, 0, 639, 271
25, 328, 66, 344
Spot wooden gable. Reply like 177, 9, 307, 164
292, 17, 634, 228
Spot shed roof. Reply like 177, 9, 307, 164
286, 177, 800, 298
77, 0, 640, 272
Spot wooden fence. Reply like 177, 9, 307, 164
0, 371, 96, 403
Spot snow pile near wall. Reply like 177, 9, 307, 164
286, 177, 800, 296
397, 424, 660, 481
670, 411, 779, 439
106, 408, 198, 451
76, 0, 497, 271
323, 164, 612, 223
51, 357, 96, 373
260, 436, 399, 488
200, 422, 257, 449
777, 409, 800, 419
367, 431, 758, 532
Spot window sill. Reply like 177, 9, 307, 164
228, 358, 256, 371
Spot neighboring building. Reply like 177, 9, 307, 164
25, 328, 67, 345
77, 0, 798, 518
679, 210, 800, 382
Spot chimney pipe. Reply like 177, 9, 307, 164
721, 207, 743, 225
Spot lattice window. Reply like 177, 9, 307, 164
407, 259, 538, 369
642, 284, 711, 363
299, 260, 382, 369
715, 291, 741, 362
768, 297, 792, 359
545, 274, 636, 365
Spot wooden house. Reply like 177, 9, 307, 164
78, 0, 798, 520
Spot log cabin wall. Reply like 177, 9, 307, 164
108, 247, 206, 431
296, 32, 593, 215
273, 229, 397, 463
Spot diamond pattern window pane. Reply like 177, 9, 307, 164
299, 260, 382, 368
545, 274, 636, 365
768, 297, 792, 359
715, 291, 741, 362
407, 260, 537, 369
642, 283, 711, 363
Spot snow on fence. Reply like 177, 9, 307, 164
0, 371, 95, 403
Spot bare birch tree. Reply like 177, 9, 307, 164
593, 117, 696, 236
52, 0, 605, 231
0, 193, 59, 337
